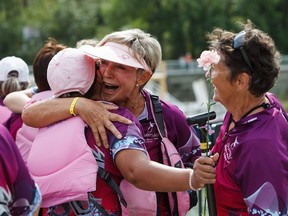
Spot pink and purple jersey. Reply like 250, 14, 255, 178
212, 93, 288, 215
140, 90, 201, 166
87, 106, 146, 215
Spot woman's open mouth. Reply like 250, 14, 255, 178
104, 83, 118, 92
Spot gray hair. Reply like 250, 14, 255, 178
208, 20, 281, 97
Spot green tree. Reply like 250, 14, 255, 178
1, 0, 106, 64
233, 0, 288, 54
19, 0, 104, 63
0, 0, 287, 64
0, 0, 28, 60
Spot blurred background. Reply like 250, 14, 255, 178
1, 0, 287, 116
1, 1, 287, 215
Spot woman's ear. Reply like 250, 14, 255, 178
137, 70, 152, 86
237, 72, 250, 90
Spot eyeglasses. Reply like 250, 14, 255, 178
232, 31, 254, 74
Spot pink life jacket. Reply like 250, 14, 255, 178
119, 180, 157, 215
119, 141, 191, 216
15, 90, 53, 163
119, 94, 191, 216
26, 116, 97, 208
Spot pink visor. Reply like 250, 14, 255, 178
80, 42, 151, 73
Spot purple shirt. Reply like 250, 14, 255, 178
0, 98, 12, 124
0, 124, 41, 215
88, 107, 146, 215
4, 113, 23, 140
212, 93, 288, 215
140, 90, 201, 166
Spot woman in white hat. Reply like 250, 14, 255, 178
0, 56, 30, 123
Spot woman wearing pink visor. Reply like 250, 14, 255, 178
22, 29, 217, 215
79, 41, 151, 73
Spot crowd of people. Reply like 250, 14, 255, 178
0, 20, 287, 216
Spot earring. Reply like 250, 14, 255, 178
136, 84, 139, 87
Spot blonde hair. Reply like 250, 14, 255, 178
76, 38, 99, 48
97, 29, 162, 74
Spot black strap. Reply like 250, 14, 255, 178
241, 102, 270, 119
150, 94, 180, 215
87, 193, 110, 216
232, 102, 271, 122
150, 94, 166, 138
90, 146, 127, 208
69, 193, 109, 216
97, 167, 127, 208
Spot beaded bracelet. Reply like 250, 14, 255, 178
70, 97, 79, 116
189, 169, 200, 191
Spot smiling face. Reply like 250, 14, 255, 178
205, 60, 238, 108
96, 59, 147, 107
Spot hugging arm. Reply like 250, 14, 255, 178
3, 89, 34, 113
115, 150, 218, 191
22, 97, 131, 148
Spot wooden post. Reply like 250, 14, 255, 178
151, 61, 167, 99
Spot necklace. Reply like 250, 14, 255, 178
231, 102, 270, 123
218, 102, 270, 165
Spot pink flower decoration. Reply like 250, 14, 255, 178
197, 50, 220, 71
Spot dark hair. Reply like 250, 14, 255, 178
58, 75, 97, 100
33, 38, 66, 92
207, 20, 281, 97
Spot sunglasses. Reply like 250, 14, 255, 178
232, 31, 254, 74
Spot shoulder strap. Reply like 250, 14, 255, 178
97, 167, 127, 207
150, 94, 190, 215
89, 146, 127, 207
150, 94, 167, 138
83, 137, 128, 211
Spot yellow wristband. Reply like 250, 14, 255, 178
70, 97, 79, 116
